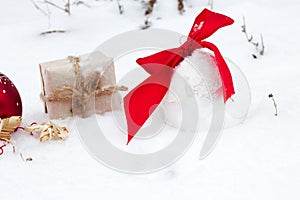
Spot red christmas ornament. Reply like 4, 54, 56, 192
0, 73, 22, 118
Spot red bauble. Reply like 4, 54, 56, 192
0, 73, 22, 118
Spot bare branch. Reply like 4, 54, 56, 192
44, 0, 68, 13
145, 0, 157, 15
40, 30, 66, 35
20, 152, 33, 162
242, 16, 254, 43
117, 0, 124, 14
141, 17, 152, 30
73, 0, 91, 8
178, 0, 184, 14
65, 0, 71, 15
208, 0, 214, 10
20, 152, 25, 161
260, 34, 265, 55
31, 0, 48, 16
46, 2, 51, 29
268, 93, 278, 116
242, 16, 265, 57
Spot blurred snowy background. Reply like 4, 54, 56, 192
0, 0, 300, 199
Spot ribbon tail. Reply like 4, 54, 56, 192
124, 67, 174, 144
200, 41, 235, 102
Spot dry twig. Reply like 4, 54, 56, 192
73, 1, 90, 8
141, 17, 152, 30
31, 0, 48, 16
40, 30, 66, 35
260, 34, 265, 55
241, 16, 258, 46
44, 0, 68, 13
66, 0, 71, 15
117, 0, 124, 14
32, 0, 72, 15
208, 0, 214, 10
241, 16, 265, 58
268, 93, 278, 116
20, 152, 33, 162
145, 0, 157, 15
178, 0, 184, 14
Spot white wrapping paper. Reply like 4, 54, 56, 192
39, 51, 122, 119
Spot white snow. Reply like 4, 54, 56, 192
1, 0, 300, 199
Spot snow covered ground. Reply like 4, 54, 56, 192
1, 0, 300, 199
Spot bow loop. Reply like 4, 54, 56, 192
188, 8, 234, 41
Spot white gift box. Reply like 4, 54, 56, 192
39, 51, 124, 119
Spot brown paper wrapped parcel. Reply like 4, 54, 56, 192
39, 51, 126, 119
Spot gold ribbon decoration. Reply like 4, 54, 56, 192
24, 121, 69, 142
0, 116, 22, 140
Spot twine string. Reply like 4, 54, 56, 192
40, 56, 127, 116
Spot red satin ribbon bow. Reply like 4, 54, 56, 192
124, 9, 235, 144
